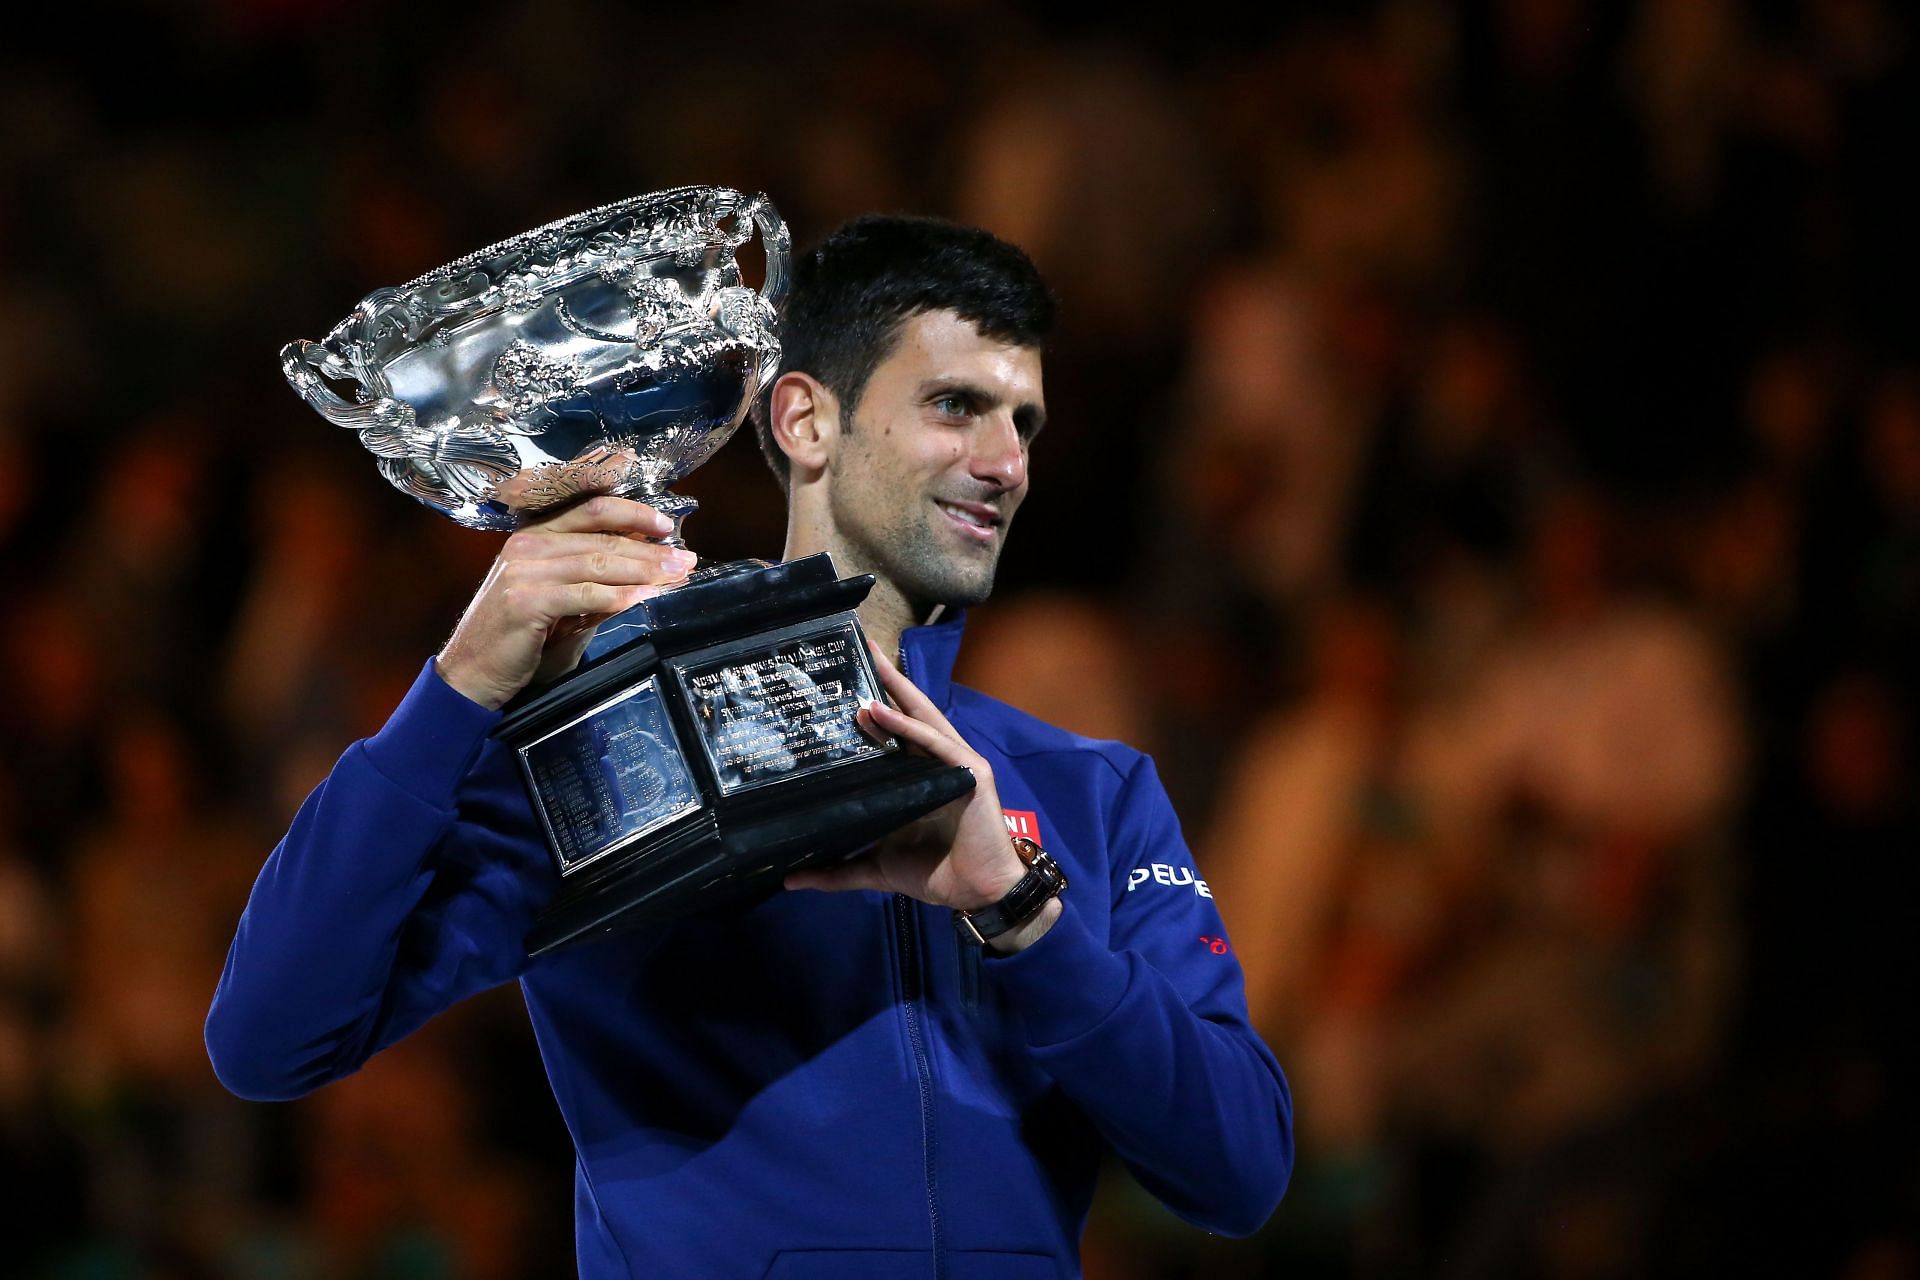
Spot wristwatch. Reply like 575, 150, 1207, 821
953, 836, 1068, 945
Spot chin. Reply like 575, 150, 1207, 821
864, 516, 1004, 612
906, 558, 999, 612
941, 580, 996, 610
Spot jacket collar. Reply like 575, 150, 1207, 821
898, 608, 967, 711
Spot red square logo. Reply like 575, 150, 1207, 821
1002, 809, 1042, 842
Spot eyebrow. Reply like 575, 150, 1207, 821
920, 378, 1048, 438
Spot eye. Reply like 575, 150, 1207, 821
933, 394, 970, 418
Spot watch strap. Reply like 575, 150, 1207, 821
954, 836, 1068, 945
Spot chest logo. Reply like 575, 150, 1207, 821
1002, 809, 1043, 843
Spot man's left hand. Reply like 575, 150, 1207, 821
782, 644, 1060, 952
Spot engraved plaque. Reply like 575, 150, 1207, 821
518, 678, 701, 873
670, 619, 889, 795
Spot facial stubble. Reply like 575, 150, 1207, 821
828, 428, 1005, 616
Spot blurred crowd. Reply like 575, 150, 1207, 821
2, 0, 1916, 1276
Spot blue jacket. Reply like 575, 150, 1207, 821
206, 613, 1293, 1279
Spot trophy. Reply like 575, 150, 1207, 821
282, 186, 973, 955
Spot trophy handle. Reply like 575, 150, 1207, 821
734, 191, 790, 311
278, 338, 410, 434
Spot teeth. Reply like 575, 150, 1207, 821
939, 502, 990, 529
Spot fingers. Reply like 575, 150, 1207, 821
501, 530, 685, 563
858, 698, 977, 772
438, 501, 689, 710
494, 528, 695, 621
537, 580, 665, 621
501, 547, 696, 590
533, 495, 675, 538
784, 856, 890, 895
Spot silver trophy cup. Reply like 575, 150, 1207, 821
280, 184, 789, 542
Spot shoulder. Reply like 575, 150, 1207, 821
948, 683, 1146, 785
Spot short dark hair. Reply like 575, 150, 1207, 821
750, 214, 1055, 486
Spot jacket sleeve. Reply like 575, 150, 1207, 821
205, 660, 553, 1101
983, 754, 1293, 1237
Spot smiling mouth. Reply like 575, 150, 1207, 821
935, 499, 1002, 542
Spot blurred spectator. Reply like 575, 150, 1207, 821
3, 591, 109, 873
63, 713, 258, 1263
1207, 597, 1428, 1051
956, 592, 1152, 749
299, 1036, 539, 1280
1262, 24, 1463, 290
1858, 371, 1920, 639
956, 48, 1219, 351
0, 780, 88, 1268
68, 714, 254, 1093
222, 464, 377, 755
1170, 260, 1369, 605
1623, 0, 1745, 211
1452, 491, 1742, 841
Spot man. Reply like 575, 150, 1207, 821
208, 215, 1293, 1277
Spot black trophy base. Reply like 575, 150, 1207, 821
525, 753, 971, 955
494, 553, 976, 957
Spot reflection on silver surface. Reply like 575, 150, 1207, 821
281, 186, 789, 534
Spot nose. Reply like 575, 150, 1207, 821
970, 412, 1027, 492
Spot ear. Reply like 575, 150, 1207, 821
768, 371, 839, 480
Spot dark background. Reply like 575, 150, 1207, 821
2, 0, 1916, 1275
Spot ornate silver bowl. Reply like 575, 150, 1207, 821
280, 186, 790, 535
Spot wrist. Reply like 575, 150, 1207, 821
958, 848, 1032, 911
433, 652, 513, 711
985, 895, 1062, 955
952, 836, 1068, 948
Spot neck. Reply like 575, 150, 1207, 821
783, 506, 936, 670
855, 577, 932, 670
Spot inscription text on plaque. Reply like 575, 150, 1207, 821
518, 678, 702, 874
670, 620, 889, 795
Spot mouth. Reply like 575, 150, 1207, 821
934, 498, 1003, 544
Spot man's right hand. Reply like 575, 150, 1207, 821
435, 496, 697, 711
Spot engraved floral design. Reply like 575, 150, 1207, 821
713, 287, 776, 344
629, 276, 692, 344
497, 445, 644, 512
498, 273, 545, 311
492, 341, 586, 419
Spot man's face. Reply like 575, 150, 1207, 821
824, 309, 1045, 611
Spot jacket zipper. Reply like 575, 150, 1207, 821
903, 631, 980, 1014
895, 640, 943, 1278
895, 892, 942, 1278
957, 929, 981, 1012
